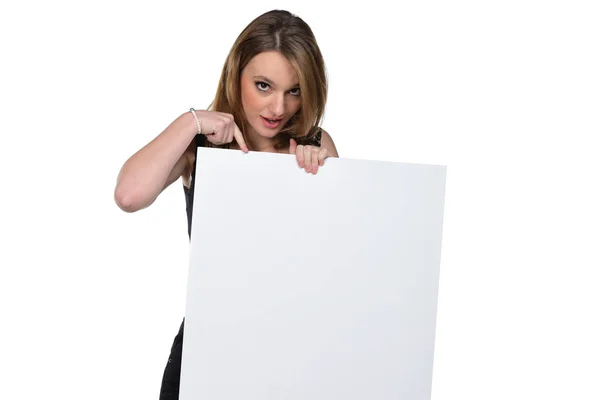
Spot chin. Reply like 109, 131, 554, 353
261, 128, 281, 139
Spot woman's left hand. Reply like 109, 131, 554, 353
289, 138, 330, 174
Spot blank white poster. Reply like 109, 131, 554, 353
180, 147, 446, 400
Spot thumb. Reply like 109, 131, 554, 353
289, 138, 297, 154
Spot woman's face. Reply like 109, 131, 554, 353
240, 51, 302, 143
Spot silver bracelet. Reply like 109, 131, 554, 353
189, 108, 202, 134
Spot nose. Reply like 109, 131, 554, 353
269, 93, 285, 118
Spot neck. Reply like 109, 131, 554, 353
245, 126, 284, 153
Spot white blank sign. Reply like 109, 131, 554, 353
181, 147, 446, 400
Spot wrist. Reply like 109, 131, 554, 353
185, 108, 202, 137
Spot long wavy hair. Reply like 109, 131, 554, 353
207, 9, 328, 150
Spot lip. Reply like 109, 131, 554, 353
261, 116, 282, 129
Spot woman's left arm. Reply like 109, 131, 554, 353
319, 129, 339, 158
289, 129, 339, 174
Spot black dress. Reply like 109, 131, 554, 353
158, 130, 322, 399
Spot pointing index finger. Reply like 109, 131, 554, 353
233, 125, 249, 153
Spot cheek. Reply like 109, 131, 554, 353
289, 98, 302, 116
241, 82, 261, 114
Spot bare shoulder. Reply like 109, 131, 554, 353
320, 128, 339, 157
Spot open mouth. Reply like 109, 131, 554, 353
261, 116, 283, 128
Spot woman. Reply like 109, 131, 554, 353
114, 9, 338, 399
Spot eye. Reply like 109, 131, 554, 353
256, 81, 270, 92
289, 87, 301, 97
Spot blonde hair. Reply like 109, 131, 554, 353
208, 10, 327, 149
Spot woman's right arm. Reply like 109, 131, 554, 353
114, 112, 197, 213
114, 110, 248, 213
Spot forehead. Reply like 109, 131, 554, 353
243, 51, 298, 86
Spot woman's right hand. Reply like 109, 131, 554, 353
192, 110, 249, 152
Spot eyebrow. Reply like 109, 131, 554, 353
253, 75, 299, 88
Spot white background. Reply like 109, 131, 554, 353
1, 1, 598, 399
